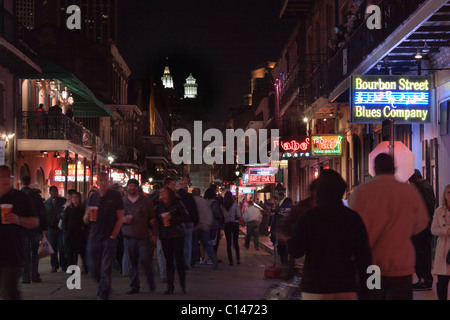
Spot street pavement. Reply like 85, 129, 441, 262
20, 230, 281, 301
18, 227, 444, 301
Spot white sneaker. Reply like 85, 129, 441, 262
200, 258, 206, 265
207, 259, 213, 265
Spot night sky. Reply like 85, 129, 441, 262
117, 0, 297, 120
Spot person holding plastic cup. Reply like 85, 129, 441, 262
155, 186, 188, 294
0, 165, 39, 299
83, 172, 124, 300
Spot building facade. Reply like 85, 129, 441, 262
275, 0, 450, 204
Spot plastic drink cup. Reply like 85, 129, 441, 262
161, 212, 170, 226
1, 204, 13, 224
89, 206, 98, 222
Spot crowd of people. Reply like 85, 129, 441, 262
0, 151, 449, 300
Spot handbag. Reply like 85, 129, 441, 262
446, 248, 450, 265
38, 235, 54, 258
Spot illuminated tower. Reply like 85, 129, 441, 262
184, 73, 198, 98
161, 66, 174, 89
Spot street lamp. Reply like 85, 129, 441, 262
415, 49, 423, 75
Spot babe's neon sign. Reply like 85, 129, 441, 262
278, 137, 311, 159
281, 138, 309, 152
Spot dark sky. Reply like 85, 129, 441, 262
117, 0, 297, 119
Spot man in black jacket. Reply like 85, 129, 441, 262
20, 176, 48, 283
176, 179, 199, 270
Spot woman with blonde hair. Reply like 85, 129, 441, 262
431, 184, 450, 300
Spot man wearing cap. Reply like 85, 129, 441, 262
409, 169, 436, 291
121, 179, 156, 294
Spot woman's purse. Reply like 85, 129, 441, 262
446, 248, 450, 265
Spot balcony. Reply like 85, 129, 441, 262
279, 61, 308, 114
17, 112, 107, 158
307, 0, 445, 107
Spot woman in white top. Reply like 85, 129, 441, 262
430, 184, 450, 300
222, 191, 241, 266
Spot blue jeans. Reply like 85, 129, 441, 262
47, 227, 66, 270
157, 239, 166, 279
183, 222, 194, 267
87, 237, 118, 300
197, 229, 217, 261
123, 237, 155, 292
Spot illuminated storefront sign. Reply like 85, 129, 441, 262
270, 160, 288, 168
110, 169, 126, 182
279, 136, 311, 159
311, 135, 343, 156
54, 164, 91, 182
350, 75, 431, 123
248, 167, 278, 184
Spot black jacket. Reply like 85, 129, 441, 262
288, 199, 371, 296
177, 189, 199, 227
21, 187, 48, 232
156, 199, 188, 239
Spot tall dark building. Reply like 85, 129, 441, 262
17, 0, 119, 44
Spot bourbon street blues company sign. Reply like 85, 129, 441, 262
350, 75, 431, 124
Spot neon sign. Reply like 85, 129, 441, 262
279, 136, 311, 159
248, 167, 278, 185
54, 164, 91, 182
351, 75, 431, 123
311, 135, 343, 156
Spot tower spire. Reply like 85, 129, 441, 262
184, 73, 198, 98
161, 58, 174, 89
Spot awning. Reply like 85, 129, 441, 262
17, 61, 113, 118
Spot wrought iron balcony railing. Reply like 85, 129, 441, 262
307, 0, 426, 106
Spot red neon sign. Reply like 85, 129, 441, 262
281, 138, 309, 152
279, 136, 311, 159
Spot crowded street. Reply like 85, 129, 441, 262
0, 1, 449, 313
